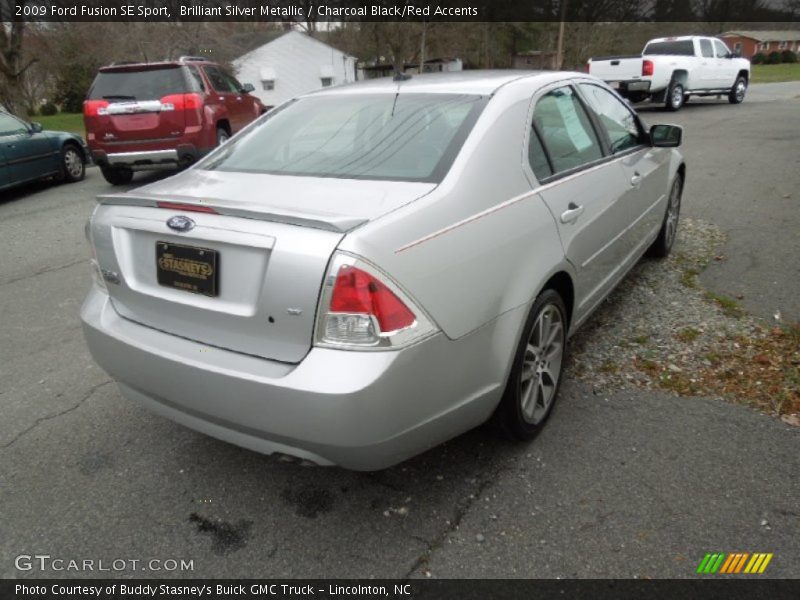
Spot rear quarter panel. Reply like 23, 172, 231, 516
338, 77, 571, 343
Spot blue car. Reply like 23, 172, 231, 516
0, 110, 87, 193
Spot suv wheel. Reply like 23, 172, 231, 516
100, 166, 134, 186
216, 127, 230, 146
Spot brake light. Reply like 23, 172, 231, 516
330, 265, 415, 333
160, 93, 203, 111
642, 60, 654, 76
156, 202, 218, 214
315, 254, 437, 349
84, 100, 109, 117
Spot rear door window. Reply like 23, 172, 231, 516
203, 66, 237, 93
700, 39, 714, 58
643, 40, 696, 56
531, 86, 603, 176
578, 84, 643, 153
88, 66, 190, 100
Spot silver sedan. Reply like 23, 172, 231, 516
81, 71, 685, 470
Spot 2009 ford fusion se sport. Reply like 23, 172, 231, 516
81, 71, 685, 470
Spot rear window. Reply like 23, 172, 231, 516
88, 66, 193, 100
200, 93, 487, 183
643, 40, 696, 56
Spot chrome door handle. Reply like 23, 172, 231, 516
560, 203, 584, 224
630, 173, 642, 187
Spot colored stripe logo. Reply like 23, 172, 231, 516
696, 552, 773, 574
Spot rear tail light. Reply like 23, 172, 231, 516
160, 93, 203, 112
642, 60, 654, 77
83, 100, 109, 117
314, 253, 438, 349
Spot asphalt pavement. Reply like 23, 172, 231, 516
1, 82, 798, 580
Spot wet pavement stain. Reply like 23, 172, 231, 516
189, 513, 253, 555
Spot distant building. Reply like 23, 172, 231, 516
719, 31, 800, 58
233, 30, 356, 109
513, 50, 558, 70
360, 58, 463, 80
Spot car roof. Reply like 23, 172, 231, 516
98, 59, 213, 72
307, 70, 567, 97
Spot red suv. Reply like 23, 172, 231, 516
84, 57, 265, 185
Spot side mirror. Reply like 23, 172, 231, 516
650, 124, 682, 147
241, 83, 255, 93
29, 122, 43, 133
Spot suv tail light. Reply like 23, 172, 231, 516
642, 60, 654, 77
84, 100, 109, 117
314, 253, 438, 349
160, 93, 203, 111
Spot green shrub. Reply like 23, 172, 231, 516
780, 50, 798, 63
766, 51, 782, 64
40, 102, 58, 116
751, 52, 766, 65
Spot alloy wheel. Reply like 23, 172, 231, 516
520, 303, 565, 425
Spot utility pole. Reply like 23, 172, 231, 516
556, 0, 568, 70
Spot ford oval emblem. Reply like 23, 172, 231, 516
167, 215, 195, 232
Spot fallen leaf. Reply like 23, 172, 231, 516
780, 414, 800, 427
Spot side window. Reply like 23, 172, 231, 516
532, 86, 603, 175
0, 113, 27, 135
225, 73, 243, 92
700, 39, 714, 58
203, 66, 235, 93
713, 40, 730, 57
186, 67, 206, 92
578, 84, 643, 153
528, 127, 552, 181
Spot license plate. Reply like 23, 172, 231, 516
156, 241, 218, 297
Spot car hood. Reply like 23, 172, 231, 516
109, 168, 438, 232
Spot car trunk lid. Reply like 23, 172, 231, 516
90, 170, 436, 363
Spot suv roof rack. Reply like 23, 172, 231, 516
179, 56, 211, 63
110, 61, 143, 66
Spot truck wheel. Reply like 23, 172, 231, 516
728, 76, 747, 104
665, 82, 685, 111
100, 166, 134, 186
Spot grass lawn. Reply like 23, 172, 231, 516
33, 112, 85, 136
751, 63, 800, 83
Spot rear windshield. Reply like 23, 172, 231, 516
643, 40, 696, 56
200, 93, 487, 183
87, 66, 192, 100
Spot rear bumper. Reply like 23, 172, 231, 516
611, 80, 652, 95
80, 287, 512, 470
93, 145, 199, 170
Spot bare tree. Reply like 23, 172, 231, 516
0, 16, 36, 118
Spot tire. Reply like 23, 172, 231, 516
665, 81, 685, 111
100, 165, 134, 186
728, 76, 747, 104
493, 289, 568, 440
60, 144, 85, 183
216, 127, 230, 146
648, 173, 683, 258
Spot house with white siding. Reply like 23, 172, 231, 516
232, 31, 357, 110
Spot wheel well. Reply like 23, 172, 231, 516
62, 140, 85, 160
737, 70, 749, 83
216, 120, 231, 135
543, 271, 574, 328
670, 70, 688, 86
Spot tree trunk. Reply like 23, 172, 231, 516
0, 19, 33, 120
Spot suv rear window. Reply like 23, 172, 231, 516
201, 93, 486, 183
643, 40, 695, 56
88, 66, 192, 100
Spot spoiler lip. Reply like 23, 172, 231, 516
96, 193, 368, 234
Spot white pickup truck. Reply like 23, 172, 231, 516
588, 35, 751, 111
